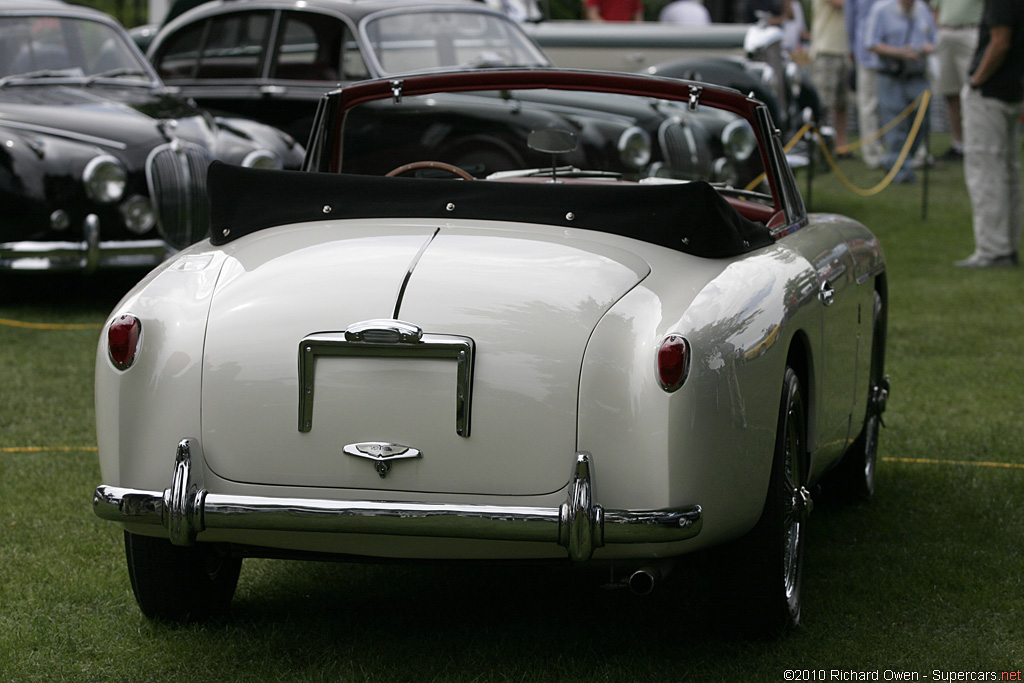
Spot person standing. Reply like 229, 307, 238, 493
659, 0, 712, 24
811, 0, 851, 152
584, 0, 644, 21
743, 0, 793, 25
865, 0, 936, 183
955, 0, 1024, 268
846, 0, 887, 167
931, 0, 983, 160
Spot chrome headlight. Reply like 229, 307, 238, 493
83, 156, 127, 203
721, 119, 757, 162
120, 195, 157, 234
242, 150, 283, 170
617, 126, 651, 170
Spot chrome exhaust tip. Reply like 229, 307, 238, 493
628, 568, 658, 596
627, 560, 675, 596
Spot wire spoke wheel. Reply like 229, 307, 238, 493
707, 365, 808, 637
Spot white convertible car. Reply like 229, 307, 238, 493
93, 69, 889, 635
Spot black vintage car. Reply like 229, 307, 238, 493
0, 0, 304, 273
145, 0, 761, 186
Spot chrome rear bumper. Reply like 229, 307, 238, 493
93, 438, 702, 562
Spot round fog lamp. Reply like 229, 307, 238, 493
49, 209, 71, 232
83, 156, 127, 203
120, 195, 157, 234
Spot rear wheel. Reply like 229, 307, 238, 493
124, 531, 241, 621
710, 366, 810, 636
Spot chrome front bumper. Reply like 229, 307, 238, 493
0, 215, 172, 272
93, 438, 703, 563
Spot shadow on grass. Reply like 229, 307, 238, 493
125, 456, 1023, 679
1, 270, 147, 318
137, 494, 879, 672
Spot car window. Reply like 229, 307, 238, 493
336, 87, 770, 201
271, 12, 368, 82
156, 11, 271, 80
153, 19, 204, 79
362, 11, 547, 76
197, 12, 270, 79
0, 16, 152, 81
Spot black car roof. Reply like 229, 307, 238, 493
0, 0, 115, 16
0, 0, 70, 9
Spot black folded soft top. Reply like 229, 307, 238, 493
207, 162, 773, 259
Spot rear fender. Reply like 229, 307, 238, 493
578, 242, 820, 548
95, 245, 228, 490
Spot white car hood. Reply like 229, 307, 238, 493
200, 220, 649, 496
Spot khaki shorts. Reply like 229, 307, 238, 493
811, 53, 849, 110
934, 26, 978, 95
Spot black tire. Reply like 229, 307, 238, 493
832, 403, 881, 501
830, 289, 888, 501
709, 366, 810, 637
124, 531, 241, 621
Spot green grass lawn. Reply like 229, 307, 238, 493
2, 140, 1021, 681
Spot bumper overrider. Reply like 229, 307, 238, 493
93, 438, 703, 562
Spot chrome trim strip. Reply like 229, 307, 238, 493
93, 444, 702, 562
0, 119, 128, 150
393, 228, 439, 319
298, 320, 475, 437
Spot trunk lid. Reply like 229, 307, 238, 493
201, 220, 648, 496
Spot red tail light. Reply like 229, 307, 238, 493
656, 334, 690, 392
108, 315, 141, 371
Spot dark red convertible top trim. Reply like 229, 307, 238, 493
207, 162, 772, 258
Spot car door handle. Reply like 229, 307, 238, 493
260, 85, 286, 97
818, 280, 835, 307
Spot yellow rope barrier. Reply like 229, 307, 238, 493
1, 446, 97, 453
881, 456, 1024, 471
6, 449, 1019, 471
745, 90, 933, 196
816, 90, 932, 197
835, 89, 927, 155
0, 317, 102, 331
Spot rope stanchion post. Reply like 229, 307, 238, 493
922, 117, 930, 221
806, 128, 814, 212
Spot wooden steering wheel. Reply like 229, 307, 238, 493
385, 161, 474, 181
